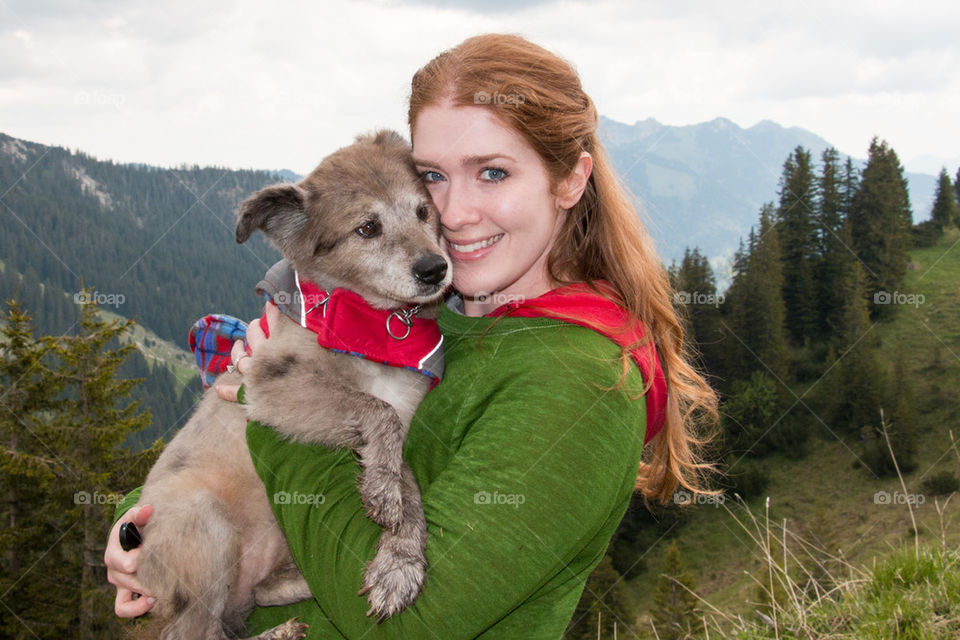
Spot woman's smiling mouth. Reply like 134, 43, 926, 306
447, 233, 504, 254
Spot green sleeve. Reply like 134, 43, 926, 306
112, 486, 143, 524
243, 357, 646, 638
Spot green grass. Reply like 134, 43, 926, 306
622, 228, 960, 637
96, 306, 198, 391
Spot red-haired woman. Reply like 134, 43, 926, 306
107, 34, 718, 638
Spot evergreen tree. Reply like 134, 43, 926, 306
0, 300, 64, 639
48, 296, 161, 638
830, 263, 885, 434
651, 541, 703, 640
849, 138, 913, 318
841, 157, 861, 225
721, 371, 781, 458
955, 166, 960, 223
725, 204, 789, 384
673, 247, 724, 379
862, 346, 918, 476
0, 294, 161, 637
566, 555, 635, 640
816, 148, 856, 341
776, 146, 819, 344
930, 167, 958, 231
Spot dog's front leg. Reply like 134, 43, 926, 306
244, 353, 406, 530
243, 353, 396, 450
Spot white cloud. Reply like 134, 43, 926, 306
1, 0, 958, 174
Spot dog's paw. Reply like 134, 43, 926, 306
360, 467, 404, 531
251, 617, 308, 640
358, 543, 426, 622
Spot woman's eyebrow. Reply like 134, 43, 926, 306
412, 157, 440, 169
413, 154, 516, 170
461, 154, 514, 166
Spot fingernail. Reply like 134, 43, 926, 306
147, 597, 156, 605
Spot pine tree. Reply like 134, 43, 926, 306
48, 296, 160, 638
955, 167, 960, 224
0, 294, 161, 637
726, 204, 788, 384
849, 138, 913, 318
673, 247, 724, 379
0, 300, 64, 639
863, 346, 918, 476
930, 167, 958, 231
816, 148, 857, 340
721, 371, 781, 458
566, 555, 634, 640
651, 541, 703, 640
776, 146, 819, 344
831, 263, 885, 434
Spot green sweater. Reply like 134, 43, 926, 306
118, 303, 648, 639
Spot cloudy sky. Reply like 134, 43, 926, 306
2, 0, 958, 176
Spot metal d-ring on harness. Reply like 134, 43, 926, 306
304, 293, 331, 318
386, 305, 421, 340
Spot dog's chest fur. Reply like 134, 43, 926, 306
246, 313, 432, 432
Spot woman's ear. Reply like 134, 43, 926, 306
556, 152, 593, 210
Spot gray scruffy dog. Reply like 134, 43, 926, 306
134, 130, 450, 640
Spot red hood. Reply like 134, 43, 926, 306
487, 283, 667, 444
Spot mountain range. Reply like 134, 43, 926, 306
598, 115, 937, 279
0, 117, 940, 346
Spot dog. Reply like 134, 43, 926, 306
134, 130, 450, 640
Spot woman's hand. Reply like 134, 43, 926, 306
214, 302, 278, 402
105, 504, 155, 617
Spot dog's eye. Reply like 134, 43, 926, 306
355, 220, 382, 238
416, 204, 429, 222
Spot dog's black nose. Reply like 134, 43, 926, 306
413, 254, 448, 285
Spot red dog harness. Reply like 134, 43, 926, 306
255, 260, 444, 388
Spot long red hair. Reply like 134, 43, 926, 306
409, 34, 719, 504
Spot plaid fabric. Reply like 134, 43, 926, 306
188, 314, 248, 388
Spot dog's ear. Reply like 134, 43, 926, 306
357, 129, 410, 152
236, 183, 308, 244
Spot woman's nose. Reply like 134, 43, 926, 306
439, 180, 481, 230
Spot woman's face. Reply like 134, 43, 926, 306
412, 103, 564, 317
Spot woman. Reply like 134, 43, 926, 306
107, 33, 718, 638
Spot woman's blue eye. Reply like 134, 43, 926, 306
480, 167, 508, 182
421, 170, 444, 183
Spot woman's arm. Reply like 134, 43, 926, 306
245, 346, 647, 639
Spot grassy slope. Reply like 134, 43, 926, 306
1, 259, 199, 392
97, 306, 198, 391
624, 227, 960, 629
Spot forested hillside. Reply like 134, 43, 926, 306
0, 132, 283, 441
0, 133, 280, 343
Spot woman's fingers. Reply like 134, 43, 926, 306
115, 587, 155, 618
215, 380, 240, 402
105, 504, 156, 617
215, 303, 278, 402
232, 339, 253, 375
